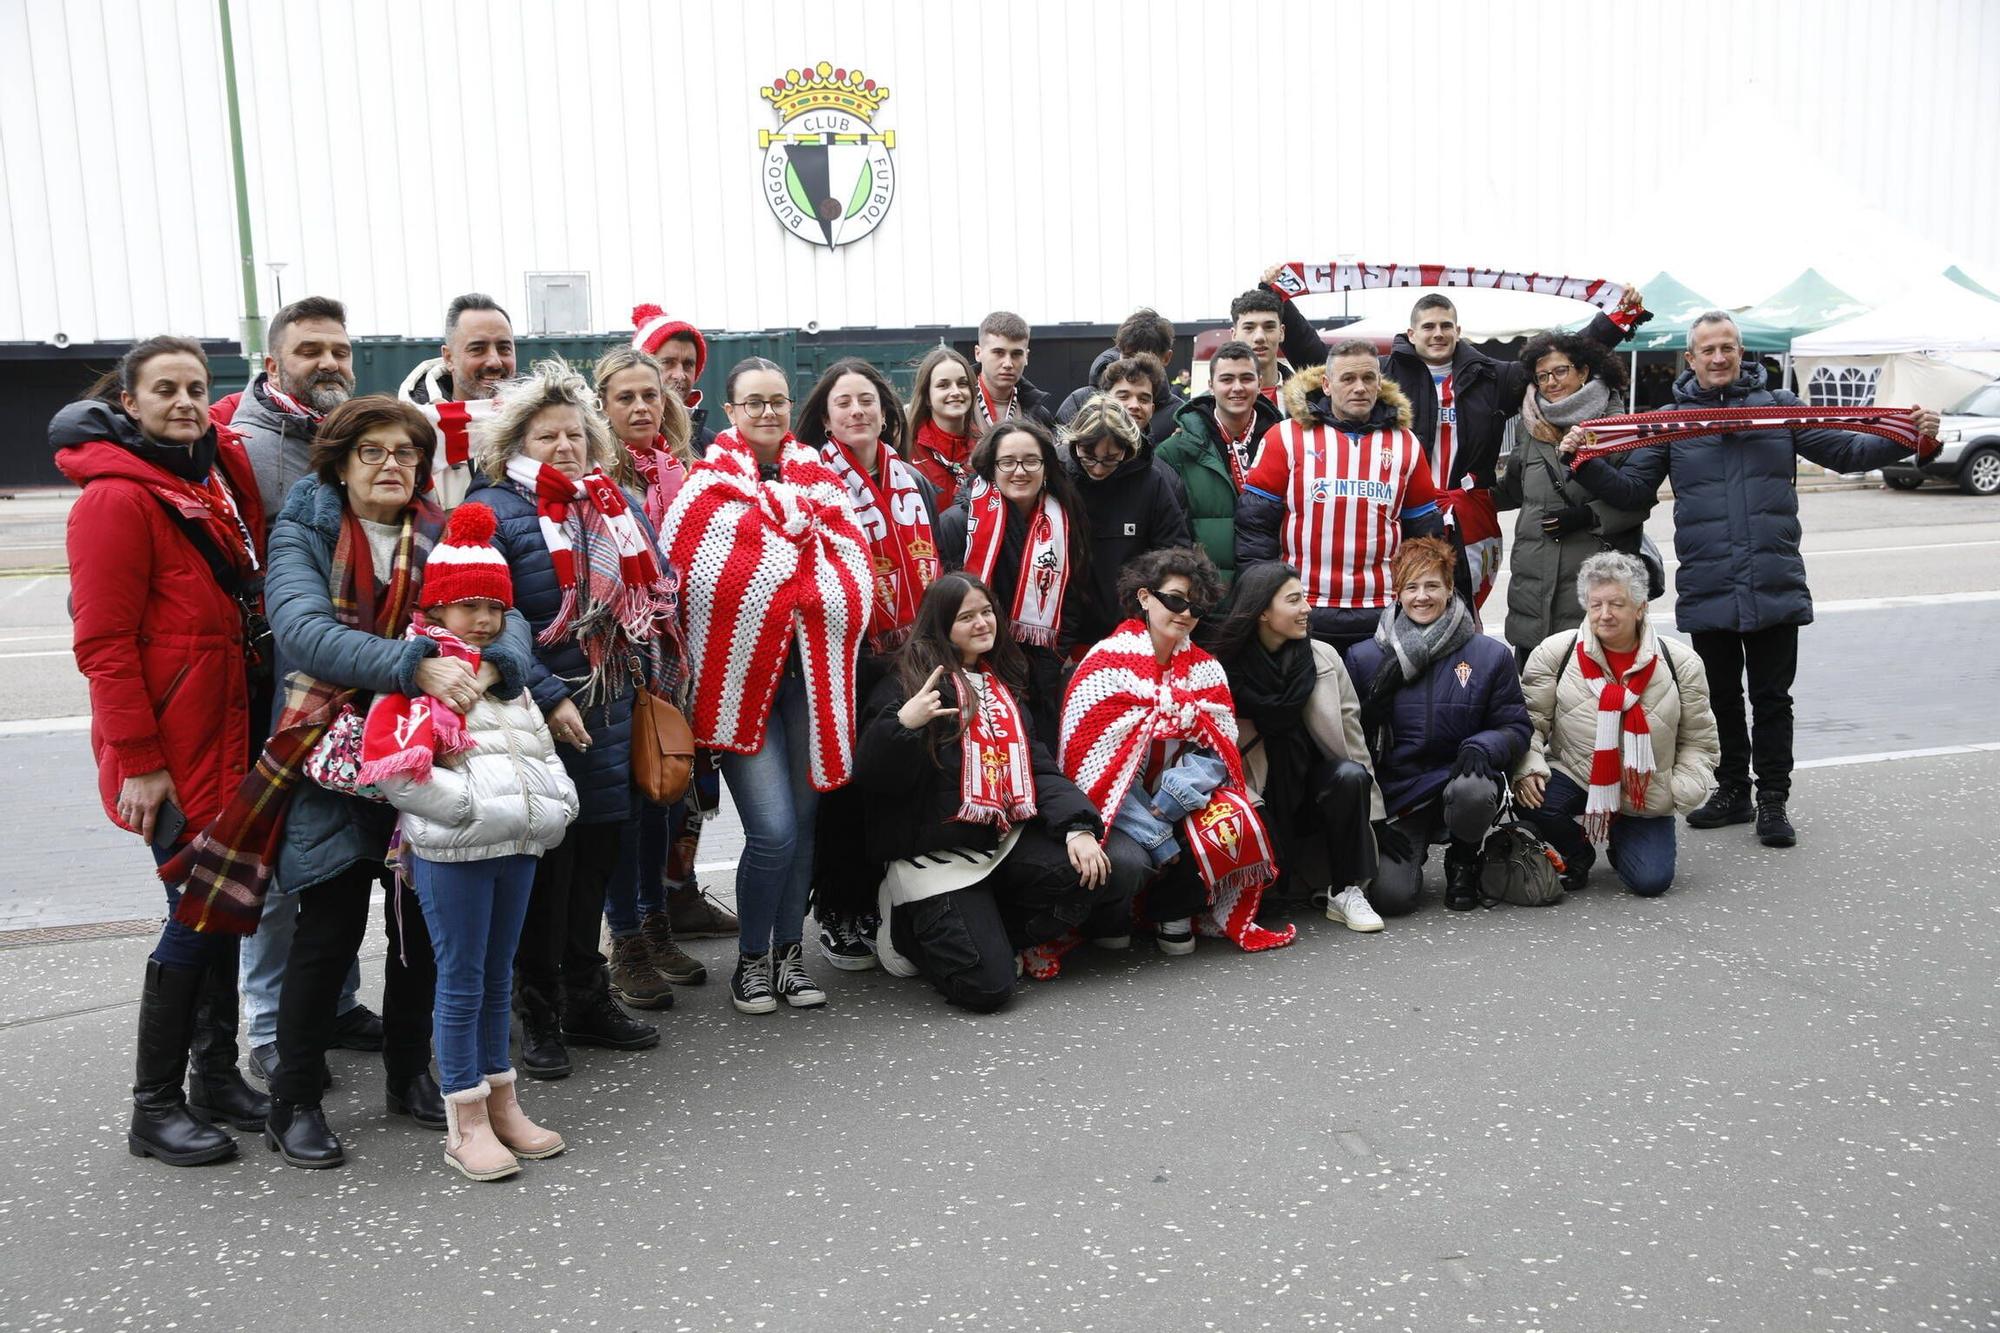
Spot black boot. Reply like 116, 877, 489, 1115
186, 945, 271, 1131
562, 986, 661, 1050
1756, 795, 1797, 848
264, 1097, 345, 1168
1443, 840, 1484, 912
1687, 778, 1754, 829
386, 1069, 447, 1129
129, 960, 238, 1166
515, 975, 571, 1080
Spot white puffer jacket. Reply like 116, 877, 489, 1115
1515, 621, 1720, 817
376, 691, 580, 863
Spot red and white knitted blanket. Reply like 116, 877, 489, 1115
1570, 406, 1940, 464
1269, 261, 1637, 323
1060, 622, 1294, 952
661, 429, 873, 790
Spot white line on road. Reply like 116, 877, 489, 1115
0, 716, 90, 736
1, 576, 49, 602
1796, 741, 2000, 770
0, 650, 73, 661
1812, 590, 2000, 614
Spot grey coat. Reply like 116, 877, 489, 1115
232, 374, 320, 516
1572, 365, 1919, 634
1493, 399, 1650, 651
266, 477, 534, 894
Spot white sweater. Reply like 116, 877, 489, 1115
376, 691, 580, 863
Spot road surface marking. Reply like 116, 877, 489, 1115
0, 576, 49, 602
1796, 741, 2000, 770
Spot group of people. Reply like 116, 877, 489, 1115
63, 272, 1942, 1183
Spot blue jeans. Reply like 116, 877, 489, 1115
408, 853, 538, 1094
239, 887, 364, 1045
150, 849, 236, 970
609, 769, 723, 936
1517, 770, 1678, 897
718, 670, 817, 955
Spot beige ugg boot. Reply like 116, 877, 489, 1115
443, 1081, 520, 1182
485, 1069, 565, 1159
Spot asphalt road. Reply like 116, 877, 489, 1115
0, 484, 1995, 1332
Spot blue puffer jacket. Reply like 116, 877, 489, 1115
468, 470, 668, 825
1344, 628, 1530, 815
1572, 365, 1919, 634
266, 478, 533, 894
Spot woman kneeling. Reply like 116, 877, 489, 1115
1512, 552, 1719, 896
856, 573, 1119, 1009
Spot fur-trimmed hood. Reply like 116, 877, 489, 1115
1280, 365, 1414, 432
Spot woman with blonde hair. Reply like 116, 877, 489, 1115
1059, 393, 1191, 645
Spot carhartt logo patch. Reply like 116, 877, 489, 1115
1123, 523, 1137, 536
1454, 661, 1472, 688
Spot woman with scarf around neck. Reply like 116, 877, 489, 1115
1493, 333, 1651, 670
1344, 538, 1531, 922
855, 573, 1118, 1008
1208, 562, 1388, 921
1512, 553, 1718, 897
662, 357, 874, 1016
905, 346, 979, 510
56, 337, 271, 1167
795, 359, 943, 972
591, 347, 715, 1004
468, 360, 682, 1079
934, 419, 1093, 744
1060, 546, 1297, 964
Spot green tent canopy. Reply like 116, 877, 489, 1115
1945, 265, 2000, 302
1738, 268, 1869, 341
1573, 271, 1792, 351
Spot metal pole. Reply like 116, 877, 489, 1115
218, 0, 262, 359
1630, 349, 1638, 410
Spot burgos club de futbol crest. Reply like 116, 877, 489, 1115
758, 62, 895, 248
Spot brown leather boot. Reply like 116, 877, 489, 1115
485, 1069, 565, 1160
443, 1081, 519, 1182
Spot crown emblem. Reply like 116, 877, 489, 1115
761, 63, 892, 129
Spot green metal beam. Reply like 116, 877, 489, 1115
217, 0, 262, 359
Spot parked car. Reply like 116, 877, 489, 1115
1882, 380, 2000, 495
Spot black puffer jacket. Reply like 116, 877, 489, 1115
1063, 442, 1192, 643
854, 670, 1101, 865
1571, 365, 1920, 635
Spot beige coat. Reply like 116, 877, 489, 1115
1240, 639, 1387, 824
1515, 621, 1720, 817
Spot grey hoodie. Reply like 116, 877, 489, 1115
232, 374, 320, 515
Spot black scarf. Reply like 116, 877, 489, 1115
104, 403, 218, 483
1229, 635, 1319, 846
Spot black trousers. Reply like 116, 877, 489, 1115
1265, 757, 1378, 909
1690, 624, 1799, 799
272, 862, 435, 1105
1307, 606, 1381, 657
515, 820, 631, 1019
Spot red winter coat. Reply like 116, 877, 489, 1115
53, 402, 268, 832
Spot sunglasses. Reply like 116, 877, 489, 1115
1147, 589, 1210, 617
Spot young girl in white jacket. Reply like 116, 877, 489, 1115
361, 503, 580, 1181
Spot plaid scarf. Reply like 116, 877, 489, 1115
1269, 261, 1643, 329
163, 503, 435, 933
953, 670, 1036, 832
355, 617, 481, 787
1576, 641, 1659, 844
822, 439, 939, 651
1571, 406, 1939, 464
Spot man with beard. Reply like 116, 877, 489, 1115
233, 296, 357, 514
399, 294, 519, 506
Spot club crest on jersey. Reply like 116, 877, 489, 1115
758, 63, 896, 248
1454, 661, 1472, 688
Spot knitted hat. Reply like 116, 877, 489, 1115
631, 303, 709, 380
421, 503, 513, 609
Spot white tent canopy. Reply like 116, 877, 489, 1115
1789, 275, 2000, 355
1293, 286, 1609, 343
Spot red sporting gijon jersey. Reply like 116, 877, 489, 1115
1242, 418, 1441, 609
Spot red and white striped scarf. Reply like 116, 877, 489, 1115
910, 419, 974, 509
1269, 261, 1642, 329
821, 439, 940, 652
963, 478, 1070, 648
954, 670, 1036, 831
1576, 642, 1658, 844
1572, 406, 1939, 464
628, 437, 690, 533
355, 617, 480, 787
502, 456, 668, 649
660, 429, 872, 790
1060, 622, 1293, 952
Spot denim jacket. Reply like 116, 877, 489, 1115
1111, 748, 1228, 867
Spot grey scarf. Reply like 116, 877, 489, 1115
1360, 595, 1477, 756
1519, 378, 1614, 445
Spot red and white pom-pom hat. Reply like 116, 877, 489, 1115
630, 304, 709, 380
422, 502, 514, 609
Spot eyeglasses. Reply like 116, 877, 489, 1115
1534, 365, 1579, 384
994, 457, 1045, 474
355, 444, 425, 467
1147, 589, 1210, 618
731, 396, 792, 417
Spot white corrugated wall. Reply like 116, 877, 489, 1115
2, 0, 1996, 344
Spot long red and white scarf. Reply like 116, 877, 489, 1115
415, 399, 494, 494
1570, 406, 1940, 465
822, 439, 940, 651
976, 376, 1017, 427
1576, 642, 1658, 844
1269, 261, 1641, 328
356, 618, 481, 787
1060, 622, 1293, 952
953, 670, 1037, 831
963, 477, 1069, 648
502, 456, 667, 647
628, 437, 690, 533
1438, 488, 1504, 610
661, 429, 872, 790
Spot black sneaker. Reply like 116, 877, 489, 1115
562, 990, 661, 1050
732, 952, 778, 1015
1687, 779, 1754, 829
816, 915, 879, 972
330, 1004, 385, 1051
1755, 796, 1796, 848
772, 943, 828, 1008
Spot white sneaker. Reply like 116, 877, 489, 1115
1154, 918, 1195, 956
1326, 886, 1384, 933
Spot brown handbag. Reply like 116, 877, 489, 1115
630, 687, 696, 806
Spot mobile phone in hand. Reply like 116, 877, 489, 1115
150, 799, 188, 851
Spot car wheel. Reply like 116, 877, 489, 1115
1960, 446, 2000, 497
1882, 471, 1926, 491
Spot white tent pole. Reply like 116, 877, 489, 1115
1781, 352, 1792, 393
1630, 350, 1638, 410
